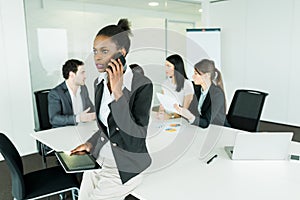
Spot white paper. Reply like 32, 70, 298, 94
156, 93, 180, 114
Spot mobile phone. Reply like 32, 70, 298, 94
114, 52, 126, 66
107, 52, 126, 72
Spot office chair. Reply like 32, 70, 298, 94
34, 89, 52, 131
34, 89, 53, 167
227, 89, 268, 132
0, 133, 79, 200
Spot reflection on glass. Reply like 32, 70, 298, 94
37, 28, 68, 74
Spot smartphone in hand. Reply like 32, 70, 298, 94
107, 52, 126, 72
114, 52, 126, 66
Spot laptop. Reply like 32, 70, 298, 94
224, 132, 293, 160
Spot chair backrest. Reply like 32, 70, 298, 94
0, 133, 25, 199
227, 89, 268, 132
34, 89, 52, 130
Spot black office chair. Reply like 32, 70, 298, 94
34, 89, 52, 131
0, 133, 79, 200
34, 89, 53, 167
227, 89, 268, 132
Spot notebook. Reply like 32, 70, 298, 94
55, 151, 101, 173
224, 132, 293, 160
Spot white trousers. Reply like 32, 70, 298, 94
78, 158, 143, 200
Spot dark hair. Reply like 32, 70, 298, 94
194, 59, 225, 93
62, 59, 84, 79
96, 18, 132, 54
166, 54, 187, 92
129, 64, 144, 75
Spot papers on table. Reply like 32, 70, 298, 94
156, 93, 180, 114
164, 122, 181, 133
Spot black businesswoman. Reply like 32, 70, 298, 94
71, 19, 153, 199
175, 59, 230, 128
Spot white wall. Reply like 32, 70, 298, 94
0, 0, 35, 160
210, 0, 300, 126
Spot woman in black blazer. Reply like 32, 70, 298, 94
71, 19, 153, 199
175, 59, 230, 128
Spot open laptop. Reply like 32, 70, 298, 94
225, 132, 293, 160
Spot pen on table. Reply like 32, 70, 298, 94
206, 154, 218, 164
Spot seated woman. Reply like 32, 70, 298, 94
175, 59, 230, 128
159, 54, 194, 118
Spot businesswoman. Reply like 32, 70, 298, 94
175, 59, 230, 128
162, 54, 194, 109
71, 19, 153, 200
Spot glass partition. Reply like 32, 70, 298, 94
24, 0, 201, 129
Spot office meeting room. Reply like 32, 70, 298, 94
1, 0, 300, 199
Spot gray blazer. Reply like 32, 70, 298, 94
88, 72, 153, 184
48, 82, 95, 128
189, 83, 230, 128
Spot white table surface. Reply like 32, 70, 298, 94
133, 123, 300, 200
31, 116, 300, 200
31, 121, 98, 151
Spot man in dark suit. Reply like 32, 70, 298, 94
48, 59, 96, 128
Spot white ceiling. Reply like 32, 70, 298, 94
60, 0, 202, 15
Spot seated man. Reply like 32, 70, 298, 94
48, 59, 96, 128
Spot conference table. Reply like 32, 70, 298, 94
31, 114, 300, 200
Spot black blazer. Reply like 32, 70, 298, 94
188, 82, 230, 128
88, 72, 153, 184
48, 82, 95, 128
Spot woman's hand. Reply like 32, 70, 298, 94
70, 142, 92, 155
156, 104, 165, 120
174, 104, 195, 122
106, 58, 124, 101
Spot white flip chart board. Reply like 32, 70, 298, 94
186, 28, 221, 79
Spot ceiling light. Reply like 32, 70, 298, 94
148, 2, 159, 6
198, 8, 203, 12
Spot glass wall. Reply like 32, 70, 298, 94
24, 0, 201, 128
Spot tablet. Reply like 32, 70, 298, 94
55, 151, 101, 173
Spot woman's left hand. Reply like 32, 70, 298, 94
106, 58, 124, 100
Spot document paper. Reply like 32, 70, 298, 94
156, 93, 180, 114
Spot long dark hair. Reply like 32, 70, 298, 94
96, 19, 132, 54
166, 54, 187, 92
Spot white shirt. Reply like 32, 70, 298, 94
66, 81, 83, 123
162, 78, 194, 106
96, 66, 133, 160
